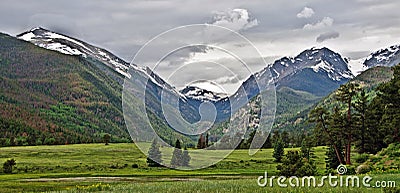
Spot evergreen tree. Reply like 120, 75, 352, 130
354, 90, 370, 153
309, 106, 344, 165
147, 139, 162, 167
325, 142, 344, 172
271, 130, 281, 144
103, 134, 111, 145
364, 97, 386, 153
300, 137, 314, 160
277, 150, 317, 177
273, 137, 285, 162
281, 131, 290, 147
171, 139, 183, 168
3, 159, 16, 174
182, 147, 191, 167
335, 82, 360, 165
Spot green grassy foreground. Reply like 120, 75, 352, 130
0, 143, 399, 192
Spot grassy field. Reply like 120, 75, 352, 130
0, 143, 399, 192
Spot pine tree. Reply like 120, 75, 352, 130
335, 82, 360, 165
181, 147, 191, 167
300, 137, 314, 160
273, 137, 285, 162
170, 139, 183, 168
354, 89, 370, 153
325, 142, 344, 172
281, 131, 290, 147
364, 97, 386, 153
103, 134, 111, 145
147, 139, 162, 167
309, 106, 344, 165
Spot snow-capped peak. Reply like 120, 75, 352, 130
17, 27, 131, 78
346, 44, 400, 76
180, 86, 228, 102
363, 44, 400, 69
267, 47, 353, 82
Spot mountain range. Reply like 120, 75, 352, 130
0, 27, 399, 146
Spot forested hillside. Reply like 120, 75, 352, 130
0, 33, 130, 146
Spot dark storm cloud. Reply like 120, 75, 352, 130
316, 31, 340, 43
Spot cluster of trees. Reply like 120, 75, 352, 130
310, 65, 400, 167
147, 139, 191, 168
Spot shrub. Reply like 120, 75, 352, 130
355, 153, 370, 164
132, 164, 139, 168
345, 165, 356, 175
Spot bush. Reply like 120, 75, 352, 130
356, 164, 370, 174
3, 159, 16, 174
132, 164, 139, 168
355, 153, 370, 164
345, 165, 356, 175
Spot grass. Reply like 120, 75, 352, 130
0, 143, 399, 192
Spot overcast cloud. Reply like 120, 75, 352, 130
1, 0, 400, 93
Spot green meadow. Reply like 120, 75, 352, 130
0, 143, 399, 192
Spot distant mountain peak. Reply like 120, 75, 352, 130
347, 44, 400, 76
180, 86, 228, 102
268, 46, 353, 83
364, 44, 400, 68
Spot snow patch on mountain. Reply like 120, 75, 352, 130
347, 57, 367, 76
17, 27, 131, 78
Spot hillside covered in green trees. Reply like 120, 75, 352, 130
0, 33, 130, 145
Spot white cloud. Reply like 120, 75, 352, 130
296, 7, 315, 18
303, 17, 334, 30
209, 8, 258, 31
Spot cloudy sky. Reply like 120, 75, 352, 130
1, 0, 400, 93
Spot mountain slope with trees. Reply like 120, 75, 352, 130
0, 32, 131, 145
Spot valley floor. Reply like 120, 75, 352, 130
0, 143, 398, 192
